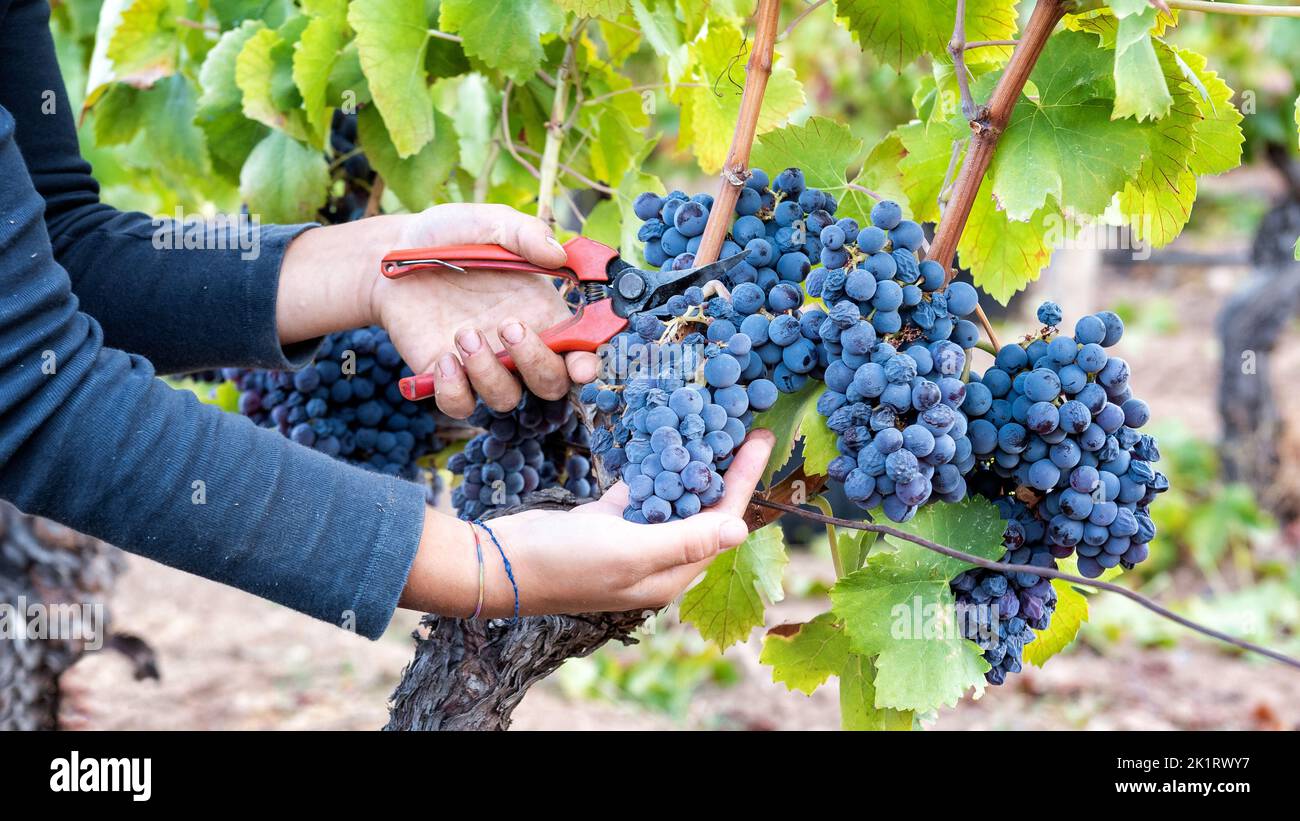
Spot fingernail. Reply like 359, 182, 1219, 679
720, 519, 749, 545
545, 236, 565, 255
501, 321, 526, 345
456, 328, 482, 355
438, 353, 459, 379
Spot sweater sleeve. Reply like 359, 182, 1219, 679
0, 105, 425, 639
0, 0, 319, 375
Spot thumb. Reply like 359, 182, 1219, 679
635, 512, 752, 572
504, 213, 568, 269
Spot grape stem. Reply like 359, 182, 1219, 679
536, 19, 587, 227
695, 0, 782, 266
778, 0, 829, 41
750, 498, 1300, 673
1167, 0, 1300, 17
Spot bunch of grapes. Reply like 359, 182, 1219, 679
586, 167, 988, 525
814, 199, 984, 522
448, 394, 597, 520
225, 326, 446, 484
949, 301, 1167, 682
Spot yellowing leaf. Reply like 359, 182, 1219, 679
759, 613, 848, 695
294, 0, 349, 146
680, 525, 788, 649
1023, 579, 1089, 667
351, 0, 435, 158
958, 181, 1055, 305
675, 20, 804, 174
557, 0, 626, 18
105, 0, 180, 88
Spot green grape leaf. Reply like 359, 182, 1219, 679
630, 0, 688, 81
1295, 93, 1300, 149
293, 0, 348, 147
759, 612, 848, 695
91, 84, 144, 146
239, 131, 330, 223
879, 496, 1008, 576
1023, 579, 1089, 667
196, 21, 270, 182
990, 30, 1149, 221
675, 20, 805, 174
801, 410, 838, 479
681, 524, 788, 649
839, 652, 915, 730
235, 25, 312, 142
749, 117, 876, 224
137, 74, 211, 178
1109, 5, 1171, 121
751, 380, 824, 486
440, 0, 564, 83
105, 0, 181, 87
830, 497, 1006, 711
359, 102, 459, 212
557, 0, 626, 18
1176, 48, 1244, 177
831, 0, 1017, 70
350, 0, 435, 158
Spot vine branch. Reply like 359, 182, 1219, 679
751, 498, 1300, 673
1166, 0, 1300, 17
779, 0, 829, 40
696, 0, 782, 266
536, 19, 587, 227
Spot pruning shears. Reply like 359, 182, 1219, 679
379, 236, 749, 401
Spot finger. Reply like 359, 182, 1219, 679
492, 208, 568, 268
455, 327, 522, 412
430, 353, 476, 419
565, 351, 601, 385
594, 481, 629, 509
712, 429, 776, 517
632, 512, 751, 574
415, 204, 567, 268
636, 558, 719, 607
497, 318, 571, 400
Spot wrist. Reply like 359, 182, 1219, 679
277, 214, 415, 343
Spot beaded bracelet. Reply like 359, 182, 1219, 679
472, 519, 519, 622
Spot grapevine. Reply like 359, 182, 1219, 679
55, 0, 1300, 733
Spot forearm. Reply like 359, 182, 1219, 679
399, 511, 520, 619
276, 213, 414, 345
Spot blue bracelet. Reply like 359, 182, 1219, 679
472, 519, 519, 622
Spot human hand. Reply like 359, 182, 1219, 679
374, 204, 600, 418
400, 430, 776, 617
277, 204, 600, 419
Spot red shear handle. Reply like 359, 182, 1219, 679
381, 236, 625, 402
381, 236, 618, 281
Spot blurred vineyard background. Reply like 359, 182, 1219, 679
42, 0, 1300, 729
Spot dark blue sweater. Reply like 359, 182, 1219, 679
0, 0, 425, 638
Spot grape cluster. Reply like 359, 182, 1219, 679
226, 326, 445, 483
448, 393, 597, 520
952, 302, 1167, 682
814, 200, 985, 522
589, 167, 1168, 687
